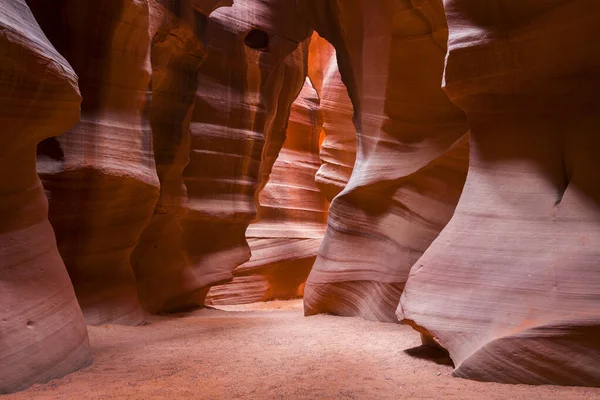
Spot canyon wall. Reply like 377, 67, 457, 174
398, 0, 600, 386
29, 0, 159, 325
3, 0, 599, 392
299, 0, 469, 322
131, 0, 227, 314
181, 0, 313, 306
206, 77, 328, 305
308, 33, 356, 201
0, 0, 91, 393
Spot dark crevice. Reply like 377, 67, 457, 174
37, 138, 64, 161
404, 344, 454, 367
194, 11, 209, 46
244, 29, 269, 51
556, 145, 572, 206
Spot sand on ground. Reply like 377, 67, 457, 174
5, 300, 600, 399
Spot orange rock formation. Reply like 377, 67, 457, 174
299, 0, 469, 322
308, 33, 356, 201
30, 0, 159, 325
0, 0, 91, 393
181, 0, 312, 305
398, 0, 600, 385
206, 78, 328, 305
2, 0, 600, 392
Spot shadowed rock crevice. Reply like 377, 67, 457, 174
37, 138, 65, 162
244, 29, 270, 51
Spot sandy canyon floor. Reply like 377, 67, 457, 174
5, 300, 600, 399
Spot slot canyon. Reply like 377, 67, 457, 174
0, 0, 599, 398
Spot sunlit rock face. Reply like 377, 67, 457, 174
308, 33, 356, 201
206, 78, 328, 305
299, 0, 469, 322
29, 0, 159, 326
0, 0, 91, 393
398, 0, 600, 386
181, 0, 313, 306
131, 0, 228, 314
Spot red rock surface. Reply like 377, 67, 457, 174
0, 0, 91, 393
131, 0, 226, 314
398, 0, 600, 385
206, 78, 328, 305
181, 0, 312, 306
308, 33, 356, 201
29, 0, 160, 325
3, 0, 600, 392
299, 0, 469, 322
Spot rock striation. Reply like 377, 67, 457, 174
181, 0, 312, 305
308, 33, 356, 201
299, 0, 469, 322
29, 0, 159, 325
131, 0, 227, 314
398, 0, 600, 386
206, 78, 328, 305
0, 0, 91, 393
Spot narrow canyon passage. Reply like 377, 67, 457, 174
5, 300, 600, 400
3, 0, 600, 395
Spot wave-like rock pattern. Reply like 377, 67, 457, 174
0, 0, 91, 393
299, 0, 469, 321
206, 78, 328, 305
398, 0, 600, 386
29, 0, 160, 325
131, 0, 227, 314
308, 33, 356, 201
181, 0, 313, 305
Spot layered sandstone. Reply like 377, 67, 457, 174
308, 33, 356, 201
29, 0, 159, 325
206, 78, 328, 305
0, 0, 91, 392
131, 0, 226, 314
180, 0, 313, 306
299, 0, 469, 321
398, 0, 600, 386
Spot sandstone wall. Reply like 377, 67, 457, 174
398, 0, 600, 385
206, 77, 328, 305
29, 0, 159, 325
0, 0, 91, 392
181, 0, 313, 305
299, 0, 469, 322
308, 33, 356, 201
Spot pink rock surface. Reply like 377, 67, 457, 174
299, 0, 469, 322
29, 0, 160, 325
206, 78, 328, 305
181, 0, 312, 305
0, 0, 91, 393
131, 0, 227, 314
308, 33, 356, 201
398, 0, 600, 385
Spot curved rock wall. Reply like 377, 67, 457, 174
206, 77, 328, 305
308, 33, 356, 201
29, 0, 159, 326
3, 0, 599, 391
299, 0, 469, 322
131, 0, 221, 314
181, 0, 312, 306
398, 0, 600, 386
0, 0, 91, 393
